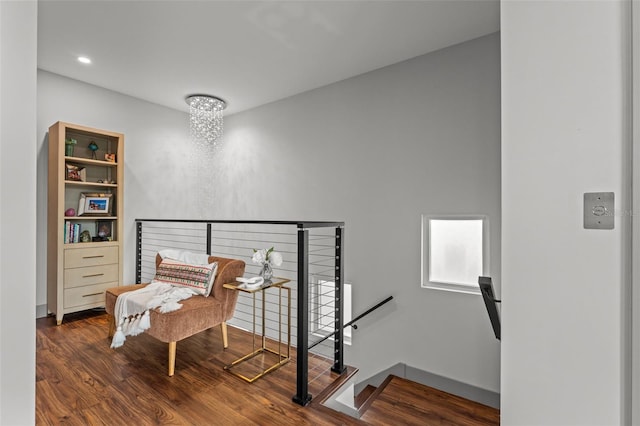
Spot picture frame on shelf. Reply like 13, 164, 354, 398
78, 192, 113, 216
65, 163, 86, 182
95, 220, 113, 241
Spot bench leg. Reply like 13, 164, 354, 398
168, 341, 177, 376
221, 322, 228, 348
108, 315, 116, 338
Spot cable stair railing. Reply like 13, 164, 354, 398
134, 219, 394, 406
135, 219, 353, 406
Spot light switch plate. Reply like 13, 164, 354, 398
584, 192, 614, 230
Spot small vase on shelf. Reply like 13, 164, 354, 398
65, 138, 76, 156
259, 262, 273, 281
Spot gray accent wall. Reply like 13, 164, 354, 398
36, 32, 501, 394
37, 70, 200, 300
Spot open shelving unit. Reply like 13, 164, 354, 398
47, 121, 124, 324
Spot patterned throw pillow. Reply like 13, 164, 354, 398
154, 258, 218, 296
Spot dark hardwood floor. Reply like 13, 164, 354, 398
360, 375, 499, 426
36, 309, 362, 425
36, 310, 499, 425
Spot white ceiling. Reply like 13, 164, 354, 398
37, 0, 499, 116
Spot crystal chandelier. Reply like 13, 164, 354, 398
185, 95, 227, 144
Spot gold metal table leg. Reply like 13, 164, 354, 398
224, 284, 292, 383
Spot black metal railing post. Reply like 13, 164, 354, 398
206, 223, 212, 255
135, 221, 142, 283
332, 226, 346, 374
293, 227, 312, 406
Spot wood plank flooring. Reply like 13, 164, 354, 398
36, 310, 499, 425
360, 375, 500, 426
36, 309, 362, 425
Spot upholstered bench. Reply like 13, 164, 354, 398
105, 254, 245, 376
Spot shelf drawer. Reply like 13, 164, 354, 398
64, 245, 118, 268
64, 282, 115, 309
64, 263, 119, 289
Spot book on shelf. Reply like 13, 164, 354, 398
64, 222, 81, 243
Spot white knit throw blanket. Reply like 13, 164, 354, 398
110, 281, 197, 349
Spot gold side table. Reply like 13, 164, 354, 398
223, 277, 291, 383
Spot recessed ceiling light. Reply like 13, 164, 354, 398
77, 56, 91, 64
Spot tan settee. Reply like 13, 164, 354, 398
105, 255, 245, 376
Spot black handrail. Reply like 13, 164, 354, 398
479, 276, 501, 340
134, 218, 345, 228
308, 295, 394, 350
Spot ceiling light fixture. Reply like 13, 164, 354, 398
77, 56, 92, 64
185, 95, 227, 144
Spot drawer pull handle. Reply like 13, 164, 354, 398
82, 273, 104, 278
83, 255, 105, 259
83, 292, 103, 297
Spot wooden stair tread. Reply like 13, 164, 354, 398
356, 374, 394, 415
354, 384, 377, 408
311, 365, 359, 405
360, 375, 499, 426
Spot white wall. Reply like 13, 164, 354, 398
37, 33, 501, 393
0, 1, 37, 424
501, 1, 627, 424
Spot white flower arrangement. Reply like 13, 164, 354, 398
252, 246, 283, 267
